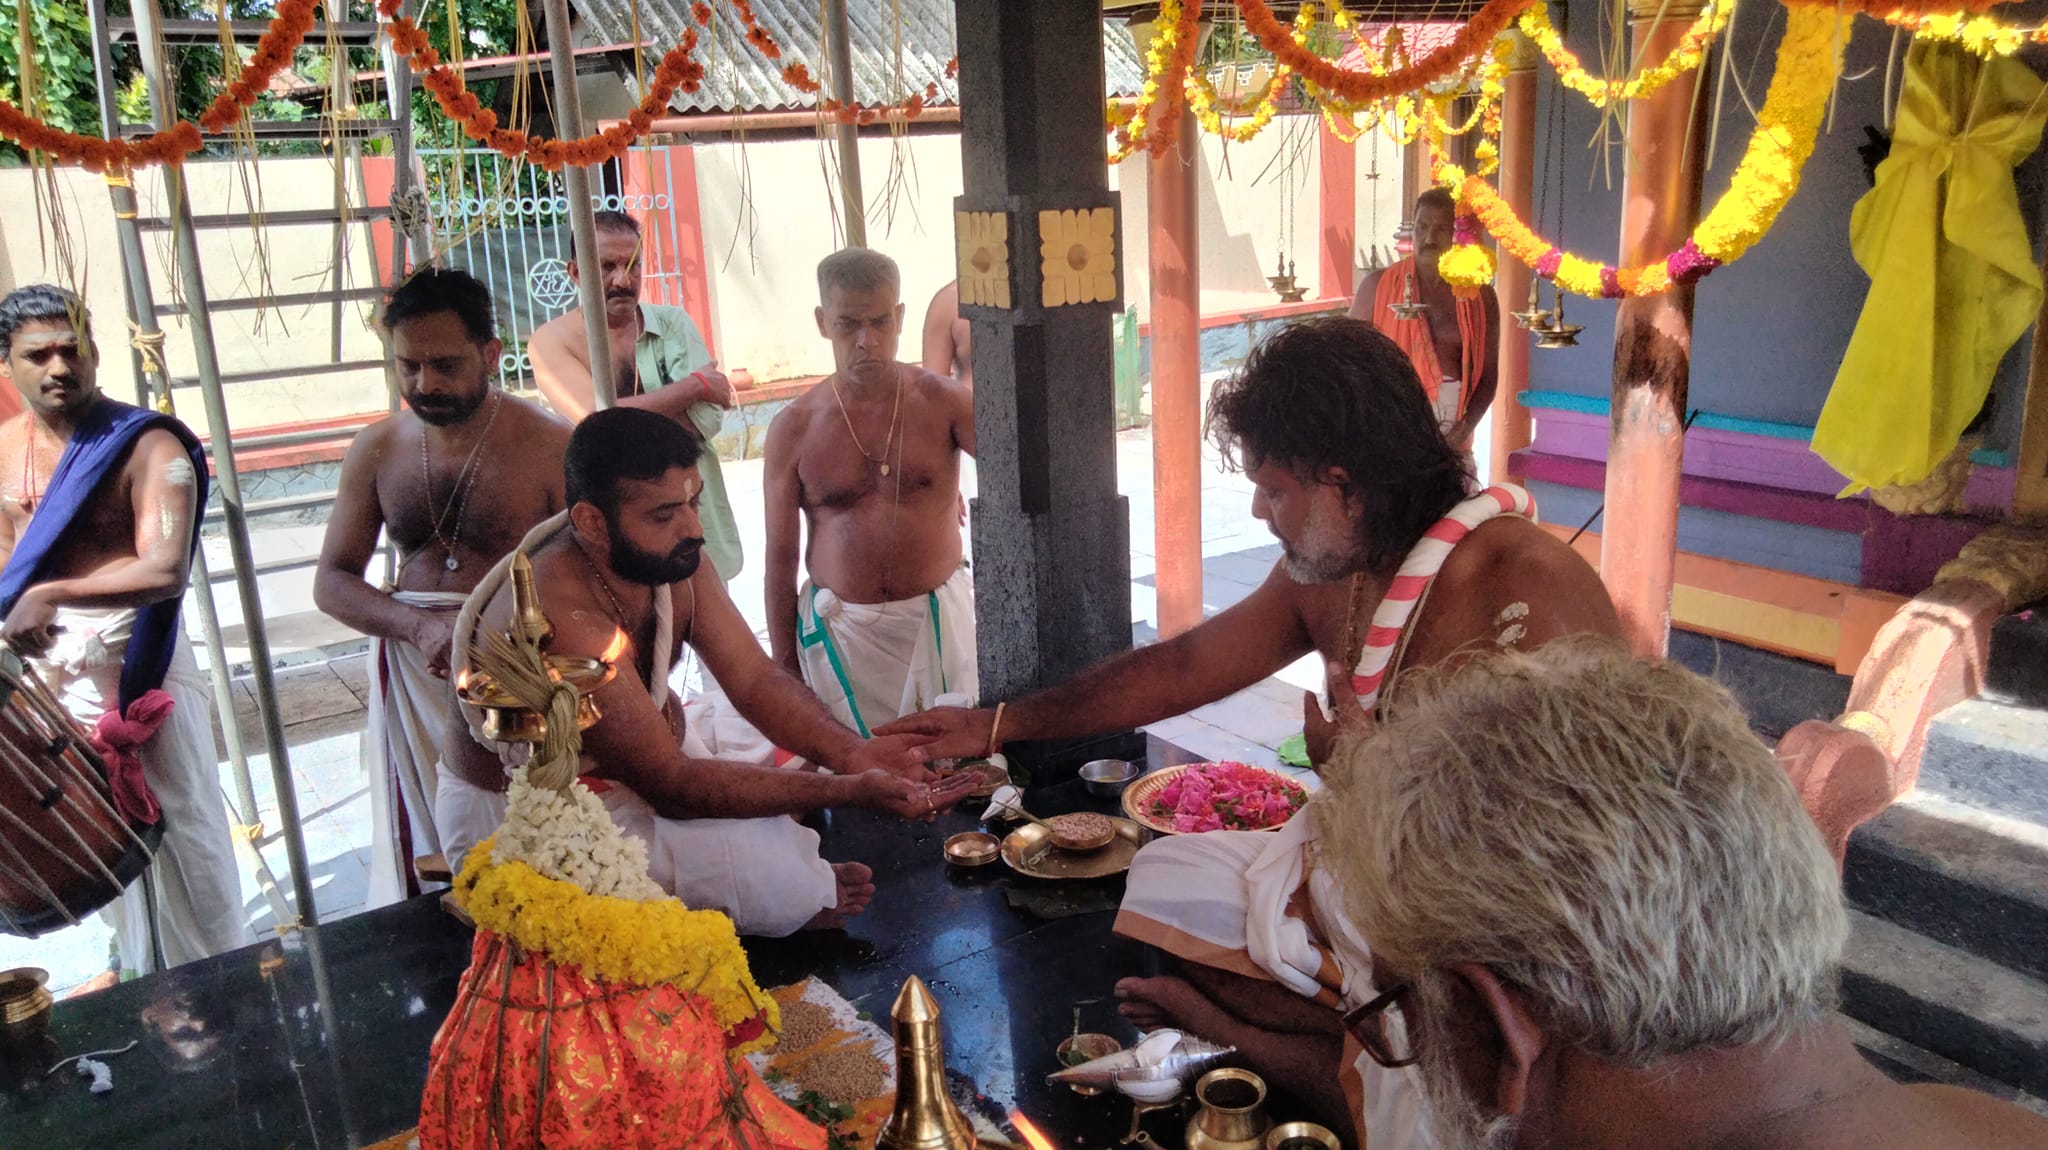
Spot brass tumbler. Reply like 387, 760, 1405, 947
1185, 1068, 1271, 1150
874, 976, 977, 1150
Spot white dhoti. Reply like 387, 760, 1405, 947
435, 767, 836, 939
31, 606, 245, 975
443, 515, 837, 937
795, 566, 977, 736
365, 591, 466, 908
1115, 809, 1427, 1150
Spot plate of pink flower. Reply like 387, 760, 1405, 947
1120, 761, 1308, 835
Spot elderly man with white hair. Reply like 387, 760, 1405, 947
1310, 641, 2048, 1150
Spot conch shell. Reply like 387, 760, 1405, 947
1046, 1028, 1234, 1096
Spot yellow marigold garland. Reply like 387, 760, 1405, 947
1111, 0, 1202, 162
1436, 3, 1847, 299
1517, 0, 1731, 109
1891, 11, 2045, 56
1187, 62, 1292, 143
454, 836, 779, 1054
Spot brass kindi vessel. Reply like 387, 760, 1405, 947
457, 552, 618, 745
875, 976, 977, 1150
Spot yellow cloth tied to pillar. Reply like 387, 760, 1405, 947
1813, 42, 2047, 496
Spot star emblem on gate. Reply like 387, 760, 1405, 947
529, 258, 578, 312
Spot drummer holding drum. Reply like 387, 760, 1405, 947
0, 286, 244, 981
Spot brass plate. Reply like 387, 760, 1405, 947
1000, 817, 1149, 880
942, 758, 1010, 800
1121, 764, 1304, 836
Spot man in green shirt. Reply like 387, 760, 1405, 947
528, 211, 743, 584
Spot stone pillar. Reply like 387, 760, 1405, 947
955, 0, 1132, 700
1318, 116, 1357, 302
1601, 0, 1712, 656
1488, 31, 1539, 485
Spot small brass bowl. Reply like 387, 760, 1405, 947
460, 656, 617, 744
1267, 1121, 1343, 1150
0, 967, 52, 1046
1054, 1033, 1122, 1095
943, 831, 1001, 867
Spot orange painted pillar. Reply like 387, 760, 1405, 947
1318, 117, 1356, 302
1489, 32, 1538, 485
1602, 0, 1712, 655
360, 155, 399, 286
623, 146, 717, 357
1151, 102, 1205, 640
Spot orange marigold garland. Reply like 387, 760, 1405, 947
1239, 0, 1532, 108
0, 0, 319, 171
380, 0, 705, 169
700, 2, 951, 124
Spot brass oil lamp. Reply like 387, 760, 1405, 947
1532, 283, 1584, 349
1386, 266, 1429, 321
1266, 256, 1308, 303
876, 976, 977, 1150
1510, 277, 1549, 331
456, 552, 617, 746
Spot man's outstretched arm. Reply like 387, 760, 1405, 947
877, 566, 1318, 759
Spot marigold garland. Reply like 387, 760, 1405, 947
454, 836, 779, 1054
1517, 0, 1730, 109
1240, 0, 1532, 108
1110, 0, 1202, 161
1436, 2, 1848, 298
380, 0, 704, 169
0, 0, 319, 171
1187, 62, 1291, 143
708, 0, 953, 122
1891, 10, 2048, 56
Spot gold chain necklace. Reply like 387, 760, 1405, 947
575, 540, 638, 635
420, 390, 502, 572
828, 370, 903, 476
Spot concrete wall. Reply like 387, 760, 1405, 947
0, 157, 389, 438
0, 116, 1400, 435
1520, 11, 2040, 459
691, 115, 1403, 384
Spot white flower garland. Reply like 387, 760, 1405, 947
489, 767, 665, 902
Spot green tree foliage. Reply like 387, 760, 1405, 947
0, 0, 352, 163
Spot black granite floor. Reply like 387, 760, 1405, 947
0, 736, 1274, 1150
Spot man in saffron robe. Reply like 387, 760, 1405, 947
1351, 188, 1499, 461
0, 285, 244, 978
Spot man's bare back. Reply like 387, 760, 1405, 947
769, 364, 973, 605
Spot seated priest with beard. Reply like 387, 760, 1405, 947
881, 318, 1623, 1144
1317, 641, 2048, 1150
438, 408, 978, 936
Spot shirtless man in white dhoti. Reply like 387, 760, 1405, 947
764, 249, 977, 737
440, 407, 978, 937
0, 285, 244, 979
314, 268, 571, 906
881, 317, 1623, 1146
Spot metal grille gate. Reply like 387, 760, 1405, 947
420, 146, 697, 381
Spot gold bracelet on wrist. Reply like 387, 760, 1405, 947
987, 702, 1007, 757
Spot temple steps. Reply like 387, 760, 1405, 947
1845, 796, 2048, 985
1917, 697, 2048, 826
1839, 627, 2048, 1098
1839, 908, 2048, 1098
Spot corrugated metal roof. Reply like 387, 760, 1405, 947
571, 0, 1147, 114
